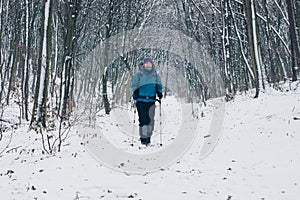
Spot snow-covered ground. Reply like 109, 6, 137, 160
1, 88, 300, 200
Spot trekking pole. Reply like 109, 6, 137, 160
131, 100, 137, 146
156, 99, 162, 146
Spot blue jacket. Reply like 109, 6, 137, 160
131, 67, 162, 102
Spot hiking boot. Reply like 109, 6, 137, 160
140, 137, 147, 145
146, 137, 151, 145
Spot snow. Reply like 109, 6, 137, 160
1, 88, 300, 199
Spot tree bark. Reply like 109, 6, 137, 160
295, 0, 300, 47
60, 0, 80, 119
244, 0, 261, 98
31, 0, 53, 128
286, 0, 300, 81
6, 8, 20, 105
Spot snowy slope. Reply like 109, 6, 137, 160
0, 88, 300, 200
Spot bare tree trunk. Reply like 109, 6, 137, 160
6, 3, 20, 105
102, 1, 113, 115
21, 0, 30, 121
0, 0, 3, 67
31, 0, 53, 128
59, 0, 80, 120
6, 41, 19, 105
244, 0, 261, 98
286, 0, 300, 81
296, 0, 300, 47
222, 0, 234, 97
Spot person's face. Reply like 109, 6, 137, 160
144, 61, 153, 69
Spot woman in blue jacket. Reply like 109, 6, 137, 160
131, 57, 163, 145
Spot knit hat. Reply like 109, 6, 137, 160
143, 57, 153, 64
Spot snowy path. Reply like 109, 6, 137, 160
1, 91, 300, 199
79, 96, 222, 173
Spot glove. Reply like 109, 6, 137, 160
133, 89, 139, 100
157, 92, 163, 99
132, 94, 136, 100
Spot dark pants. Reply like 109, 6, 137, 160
136, 101, 155, 138
136, 101, 155, 126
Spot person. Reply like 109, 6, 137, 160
131, 57, 163, 145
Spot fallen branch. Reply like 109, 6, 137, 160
6, 145, 22, 153
0, 119, 10, 123
0, 132, 13, 155
203, 134, 211, 138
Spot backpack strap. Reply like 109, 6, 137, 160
137, 70, 143, 88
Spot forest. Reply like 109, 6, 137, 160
0, 0, 299, 153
